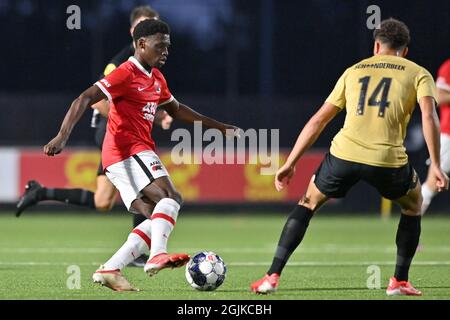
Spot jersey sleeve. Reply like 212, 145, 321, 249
325, 69, 348, 109
95, 66, 132, 102
155, 70, 175, 106
436, 59, 450, 92
416, 68, 437, 103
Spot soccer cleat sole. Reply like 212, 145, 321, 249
252, 283, 277, 295
92, 272, 139, 292
386, 288, 422, 296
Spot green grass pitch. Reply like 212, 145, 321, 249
0, 211, 449, 300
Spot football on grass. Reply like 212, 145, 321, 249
185, 251, 227, 291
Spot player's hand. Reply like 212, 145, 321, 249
432, 164, 449, 192
161, 113, 173, 130
154, 110, 173, 130
43, 135, 66, 156
222, 124, 241, 139
275, 164, 296, 191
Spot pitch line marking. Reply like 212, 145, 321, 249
1, 261, 450, 267
2, 245, 450, 254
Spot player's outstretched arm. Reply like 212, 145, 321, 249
162, 100, 240, 136
275, 102, 340, 191
419, 96, 449, 192
44, 86, 106, 156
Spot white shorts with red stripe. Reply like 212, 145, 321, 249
105, 150, 169, 212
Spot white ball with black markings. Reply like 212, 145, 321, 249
185, 251, 227, 291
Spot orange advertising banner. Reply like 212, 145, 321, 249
19, 149, 325, 203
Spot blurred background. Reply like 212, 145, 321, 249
0, 0, 449, 213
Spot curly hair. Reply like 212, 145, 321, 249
133, 19, 170, 41
373, 18, 410, 50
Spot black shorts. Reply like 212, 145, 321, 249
95, 117, 107, 176
314, 153, 418, 200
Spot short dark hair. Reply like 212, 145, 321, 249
130, 5, 159, 26
133, 19, 170, 41
373, 18, 410, 50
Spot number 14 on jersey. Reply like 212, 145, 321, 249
357, 76, 392, 117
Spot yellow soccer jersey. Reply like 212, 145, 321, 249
326, 54, 437, 168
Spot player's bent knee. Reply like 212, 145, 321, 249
168, 191, 183, 206
298, 195, 320, 212
400, 199, 422, 216
401, 185, 422, 216
141, 186, 167, 204
403, 202, 422, 216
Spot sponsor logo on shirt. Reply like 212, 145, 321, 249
100, 79, 111, 88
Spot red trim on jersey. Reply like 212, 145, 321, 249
151, 213, 176, 226
132, 229, 152, 249
128, 56, 152, 78
94, 81, 113, 102
158, 95, 175, 107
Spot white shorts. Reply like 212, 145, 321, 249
105, 150, 169, 212
441, 133, 450, 173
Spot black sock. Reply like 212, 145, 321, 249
39, 188, 96, 209
394, 214, 421, 281
133, 213, 147, 228
267, 205, 314, 275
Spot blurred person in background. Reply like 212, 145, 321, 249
420, 57, 450, 214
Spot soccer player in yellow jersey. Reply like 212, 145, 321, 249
251, 18, 449, 296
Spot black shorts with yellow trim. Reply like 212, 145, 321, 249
314, 153, 418, 200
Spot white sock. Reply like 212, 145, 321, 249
149, 198, 180, 259
421, 184, 436, 216
103, 219, 152, 270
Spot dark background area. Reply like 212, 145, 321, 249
1, 0, 449, 145
0, 0, 449, 211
